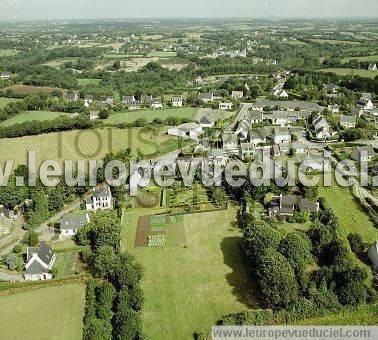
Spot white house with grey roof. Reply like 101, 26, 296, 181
171, 95, 183, 107
340, 115, 356, 129
85, 186, 113, 211
198, 92, 214, 103
24, 243, 56, 281
232, 91, 244, 99
168, 122, 203, 140
252, 99, 321, 112
60, 213, 90, 237
273, 127, 291, 144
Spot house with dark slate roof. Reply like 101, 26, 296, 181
24, 242, 56, 281
268, 195, 319, 217
60, 212, 90, 237
198, 92, 214, 103
0, 205, 12, 228
85, 186, 113, 211
340, 115, 356, 128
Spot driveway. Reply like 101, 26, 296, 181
0, 271, 24, 282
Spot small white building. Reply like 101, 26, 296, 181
198, 92, 214, 103
85, 186, 113, 211
368, 63, 377, 71
222, 133, 239, 154
340, 115, 356, 129
171, 95, 183, 107
150, 98, 163, 110
1, 72, 12, 80
356, 98, 374, 111
273, 127, 291, 144
219, 102, 233, 110
168, 122, 203, 140
24, 243, 56, 281
232, 91, 244, 99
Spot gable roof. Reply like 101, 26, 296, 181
25, 260, 46, 275
199, 92, 213, 100
36, 242, 55, 266
340, 115, 356, 124
60, 213, 89, 231
0, 206, 10, 219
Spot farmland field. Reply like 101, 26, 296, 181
0, 127, 179, 167
121, 206, 258, 340
106, 107, 198, 124
0, 49, 19, 56
309, 39, 361, 45
0, 110, 68, 126
0, 97, 20, 108
4, 84, 65, 95
318, 68, 377, 79
148, 51, 177, 58
102, 53, 144, 59
0, 284, 85, 340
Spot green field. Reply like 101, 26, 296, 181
0, 127, 178, 167
121, 207, 258, 340
296, 303, 378, 325
106, 107, 198, 124
318, 177, 377, 243
310, 39, 361, 45
0, 110, 68, 126
148, 51, 178, 58
0, 49, 19, 56
102, 53, 144, 59
77, 78, 101, 86
0, 284, 85, 340
341, 55, 378, 63
0, 97, 20, 108
318, 68, 377, 79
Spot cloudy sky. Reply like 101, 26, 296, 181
0, 0, 377, 20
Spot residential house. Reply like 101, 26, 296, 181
327, 104, 340, 113
250, 111, 264, 124
273, 127, 291, 144
268, 194, 319, 217
0, 205, 12, 233
89, 111, 99, 120
269, 111, 290, 126
0, 71, 11, 80
150, 97, 163, 110
100, 96, 114, 107
60, 213, 90, 237
367, 241, 378, 267
274, 89, 289, 98
64, 93, 79, 101
168, 122, 203, 140
351, 107, 364, 117
235, 119, 251, 140
340, 115, 356, 129
323, 83, 338, 94
222, 133, 239, 154
368, 63, 377, 71
171, 95, 183, 107
249, 129, 268, 146
356, 98, 374, 111
232, 91, 244, 99
24, 243, 56, 281
85, 186, 113, 211
252, 99, 321, 112
198, 115, 216, 128
313, 115, 330, 140
219, 102, 233, 110
194, 139, 210, 154
198, 92, 214, 103
361, 93, 372, 100
277, 142, 305, 155
240, 143, 256, 159
208, 148, 227, 166
351, 146, 376, 162
84, 95, 94, 107
122, 95, 141, 110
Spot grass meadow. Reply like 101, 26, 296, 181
0, 97, 20, 108
0, 127, 177, 167
106, 107, 198, 124
318, 68, 377, 78
0, 110, 68, 126
0, 284, 85, 340
121, 206, 258, 339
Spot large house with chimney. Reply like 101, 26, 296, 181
24, 243, 56, 281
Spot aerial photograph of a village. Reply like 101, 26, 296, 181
0, 0, 377, 339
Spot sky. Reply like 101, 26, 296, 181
0, 0, 377, 21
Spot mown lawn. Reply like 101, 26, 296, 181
0, 110, 68, 126
318, 176, 377, 243
121, 206, 258, 340
296, 303, 378, 325
318, 68, 377, 79
106, 107, 198, 124
0, 284, 86, 340
0, 97, 20, 108
0, 127, 179, 167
